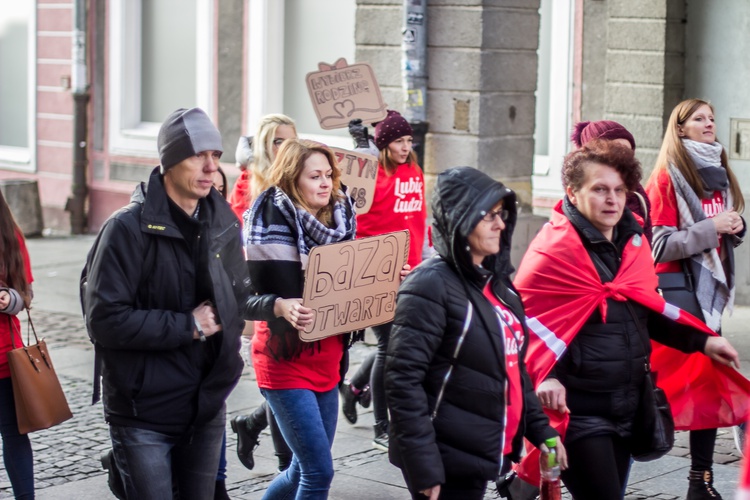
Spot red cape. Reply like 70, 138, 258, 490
513, 201, 750, 484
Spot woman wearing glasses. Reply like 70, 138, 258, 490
384, 167, 565, 500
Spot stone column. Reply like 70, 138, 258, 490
356, 0, 543, 264
602, 0, 686, 173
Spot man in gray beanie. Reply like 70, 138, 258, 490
84, 107, 250, 499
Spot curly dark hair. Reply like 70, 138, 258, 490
561, 139, 642, 192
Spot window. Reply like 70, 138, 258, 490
532, 0, 574, 214
109, 0, 212, 157
246, 0, 356, 148
0, 2, 34, 167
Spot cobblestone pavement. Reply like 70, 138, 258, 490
1, 310, 745, 499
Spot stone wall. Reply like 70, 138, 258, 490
594, 0, 686, 175
355, 0, 542, 210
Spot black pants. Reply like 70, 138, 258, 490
350, 322, 392, 429
561, 434, 631, 500
690, 428, 717, 470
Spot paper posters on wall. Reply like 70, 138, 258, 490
331, 147, 378, 214
300, 231, 409, 342
306, 58, 388, 130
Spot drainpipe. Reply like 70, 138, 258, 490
66, 0, 89, 234
402, 0, 428, 167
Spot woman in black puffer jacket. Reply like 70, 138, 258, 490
384, 167, 566, 500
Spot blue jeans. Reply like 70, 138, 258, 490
0, 377, 34, 499
261, 387, 338, 500
110, 406, 225, 500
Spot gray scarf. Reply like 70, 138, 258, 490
669, 139, 737, 330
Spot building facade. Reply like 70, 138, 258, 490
2, 0, 749, 299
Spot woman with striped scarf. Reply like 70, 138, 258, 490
242, 139, 357, 499
647, 98, 746, 500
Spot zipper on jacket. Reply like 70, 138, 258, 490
131, 400, 138, 417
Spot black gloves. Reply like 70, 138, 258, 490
348, 119, 371, 149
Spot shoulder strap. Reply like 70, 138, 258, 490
633, 190, 649, 221
431, 301, 473, 421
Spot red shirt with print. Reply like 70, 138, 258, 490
483, 282, 524, 456
355, 162, 427, 268
646, 169, 724, 274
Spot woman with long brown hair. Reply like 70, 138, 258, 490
646, 98, 745, 499
242, 139, 357, 498
0, 189, 35, 499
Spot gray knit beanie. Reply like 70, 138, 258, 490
158, 108, 223, 173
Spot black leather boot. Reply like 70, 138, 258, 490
687, 469, 723, 499
231, 414, 264, 470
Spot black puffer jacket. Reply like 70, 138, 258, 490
86, 167, 249, 433
385, 167, 556, 491
558, 198, 707, 442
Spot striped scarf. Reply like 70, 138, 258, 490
242, 186, 356, 359
668, 139, 739, 331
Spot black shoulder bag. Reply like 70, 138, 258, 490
657, 259, 704, 321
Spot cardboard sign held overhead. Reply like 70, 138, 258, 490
300, 231, 409, 342
306, 58, 388, 130
331, 147, 378, 214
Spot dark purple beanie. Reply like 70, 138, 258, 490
571, 120, 636, 150
374, 110, 414, 151
158, 108, 223, 173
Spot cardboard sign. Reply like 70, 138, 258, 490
306, 58, 388, 130
300, 231, 409, 342
331, 147, 378, 214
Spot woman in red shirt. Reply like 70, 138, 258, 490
0, 189, 35, 499
646, 98, 745, 499
243, 139, 357, 498
339, 110, 427, 451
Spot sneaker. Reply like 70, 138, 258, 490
359, 384, 372, 409
101, 449, 127, 500
339, 380, 359, 424
373, 431, 389, 452
230, 415, 263, 470
734, 423, 746, 457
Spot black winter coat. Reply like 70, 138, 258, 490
86, 168, 250, 433
557, 198, 707, 442
385, 167, 556, 491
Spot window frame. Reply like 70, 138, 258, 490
0, 2, 36, 171
108, 0, 214, 158
532, 0, 575, 214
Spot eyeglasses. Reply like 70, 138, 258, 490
482, 209, 509, 222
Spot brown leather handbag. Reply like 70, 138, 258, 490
7, 310, 73, 434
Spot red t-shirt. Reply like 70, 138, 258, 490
0, 230, 34, 379
646, 169, 723, 274
355, 162, 427, 268
483, 283, 524, 456
251, 320, 344, 391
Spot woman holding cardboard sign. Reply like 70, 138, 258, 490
0, 189, 35, 499
340, 109, 427, 452
384, 167, 564, 500
242, 139, 357, 499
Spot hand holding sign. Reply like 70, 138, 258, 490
274, 298, 314, 331
306, 58, 387, 130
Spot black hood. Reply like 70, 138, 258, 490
431, 167, 517, 284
